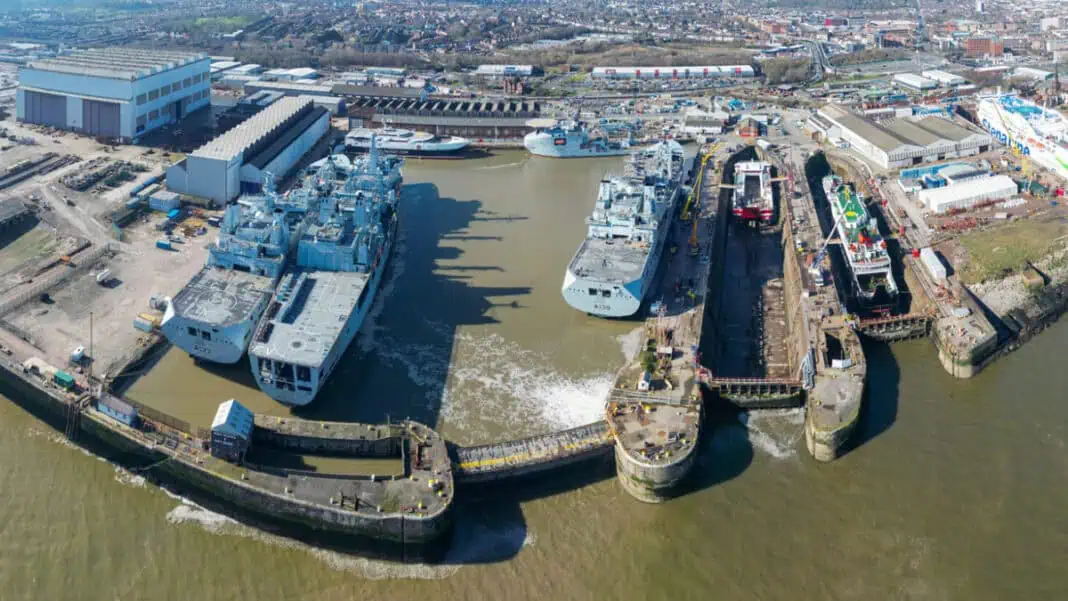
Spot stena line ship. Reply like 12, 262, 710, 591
977, 94, 1068, 181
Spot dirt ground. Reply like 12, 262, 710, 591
2, 215, 210, 377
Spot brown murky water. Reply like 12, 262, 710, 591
2, 151, 1067, 600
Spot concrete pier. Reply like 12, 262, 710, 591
605, 149, 724, 502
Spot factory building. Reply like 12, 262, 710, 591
166, 96, 329, 204
893, 73, 938, 91
590, 65, 755, 79
921, 70, 967, 87
474, 64, 535, 77
917, 174, 1017, 214
346, 94, 541, 140
817, 104, 993, 170
16, 48, 210, 141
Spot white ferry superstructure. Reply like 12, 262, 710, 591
977, 94, 1068, 181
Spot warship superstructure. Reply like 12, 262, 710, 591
524, 120, 630, 158
561, 140, 686, 317
823, 174, 898, 301
248, 140, 402, 406
160, 176, 308, 364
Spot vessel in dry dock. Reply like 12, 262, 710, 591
823, 174, 898, 301
731, 161, 773, 223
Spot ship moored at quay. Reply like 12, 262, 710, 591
561, 140, 686, 317
160, 177, 308, 364
249, 141, 402, 406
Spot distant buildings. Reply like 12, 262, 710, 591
965, 37, 1003, 58
590, 65, 755, 80
16, 48, 210, 141
893, 73, 938, 92
473, 64, 535, 77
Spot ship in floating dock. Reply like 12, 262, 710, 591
160, 176, 309, 364
823, 174, 898, 301
248, 139, 402, 406
731, 161, 773, 223
561, 140, 687, 317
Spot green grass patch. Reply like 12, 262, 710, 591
958, 219, 1068, 285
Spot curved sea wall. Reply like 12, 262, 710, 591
0, 358, 453, 548
614, 439, 698, 503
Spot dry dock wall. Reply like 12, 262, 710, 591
0, 360, 450, 546
614, 442, 697, 503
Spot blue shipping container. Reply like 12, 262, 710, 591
156, 239, 172, 250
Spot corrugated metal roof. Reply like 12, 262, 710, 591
192, 96, 312, 162
911, 116, 987, 142
26, 48, 207, 81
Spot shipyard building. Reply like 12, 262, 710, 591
814, 104, 993, 170
166, 96, 329, 204
590, 65, 755, 79
16, 48, 210, 141
346, 90, 541, 140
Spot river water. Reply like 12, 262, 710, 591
2, 151, 1067, 600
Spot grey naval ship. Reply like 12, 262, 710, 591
160, 176, 308, 364
524, 119, 631, 158
561, 140, 686, 317
248, 139, 402, 406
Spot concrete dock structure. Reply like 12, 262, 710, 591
605, 149, 719, 502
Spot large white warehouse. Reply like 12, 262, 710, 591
817, 104, 993, 170
17, 48, 210, 141
591, 65, 755, 79
918, 175, 1018, 214
166, 96, 329, 204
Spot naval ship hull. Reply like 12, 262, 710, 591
160, 296, 269, 364
250, 219, 396, 406
560, 235, 667, 318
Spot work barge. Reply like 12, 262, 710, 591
0, 143, 869, 557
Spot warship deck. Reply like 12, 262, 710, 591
170, 266, 274, 327
569, 237, 650, 285
250, 269, 368, 367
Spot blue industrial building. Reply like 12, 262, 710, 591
16, 48, 211, 141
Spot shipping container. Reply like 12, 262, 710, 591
133, 316, 154, 332
155, 239, 172, 250
53, 370, 75, 390
920, 247, 947, 282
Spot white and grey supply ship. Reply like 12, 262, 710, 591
248, 140, 402, 406
160, 176, 308, 364
524, 119, 630, 158
561, 140, 686, 317
345, 127, 469, 157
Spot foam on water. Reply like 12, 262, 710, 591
114, 466, 146, 488
164, 495, 535, 580
738, 408, 806, 460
